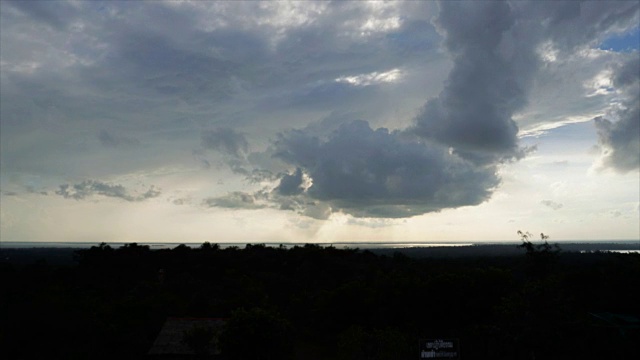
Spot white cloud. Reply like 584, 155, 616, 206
583, 69, 614, 97
334, 68, 404, 87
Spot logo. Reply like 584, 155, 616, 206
419, 338, 460, 359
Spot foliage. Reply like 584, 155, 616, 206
517, 230, 561, 278
1, 240, 638, 359
182, 324, 219, 355
220, 307, 294, 360
517, 230, 560, 256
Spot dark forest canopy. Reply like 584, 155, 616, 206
1, 242, 639, 359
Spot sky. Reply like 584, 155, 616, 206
1, 1, 639, 244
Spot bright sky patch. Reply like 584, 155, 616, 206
600, 26, 640, 52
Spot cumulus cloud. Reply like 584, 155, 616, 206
595, 56, 640, 172
55, 180, 160, 202
275, 168, 305, 196
410, 1, 638, 164
541, 200, 563, 210
273, 120, 500, 218
410, 1, 537, 163
201, 128, 249, 158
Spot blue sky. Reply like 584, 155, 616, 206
1, 1, 638, 243
600, 26, 640, 52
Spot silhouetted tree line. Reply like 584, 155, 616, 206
0, 240, 638, 359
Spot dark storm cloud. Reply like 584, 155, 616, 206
55, 180, 160, 202
201, 128, 249, 158
273, 120, 500, 218
410, 1, 639, 165
612, 56, 640, 89
275, 168, 304, 196
594, 56, 640, 173
411, 1, 537, 163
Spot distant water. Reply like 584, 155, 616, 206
0, 241, 473, 249
581, 249, 640, 254
1, 240, 638, 252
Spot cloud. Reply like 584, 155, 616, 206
334, 68, 404, 87
275, 168, 305, 196
191, 150, 212, 169
612, 56, 640, 89
171, 197, 192, 206
273, 120, 500, 218
300, 201, 332, 220
202, 128, 249, 158
2, 0, 639, 232
539, 1, 639, 52
0, 0, 440, 179
409, 1, 639, 164
0, 186, 48, 197
5, 0, 77, 31
202, 191, 266, 209
55, 180, 160, 202
594, 56, 640, 172
97, 130, 140, 148
347, 217, 400, 228
610, 210, 622, 218
409, 1, 537, 163
272, 195, 333, 220
541, 200, 563, 210
549, 161, 569, 168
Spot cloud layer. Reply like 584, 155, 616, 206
202, 128, 249, 158
1, 0, 638, 236
411, 1, 536, 163
55, 180, 160, 202
273, 120, 499, 217
595, 56, 640, 172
